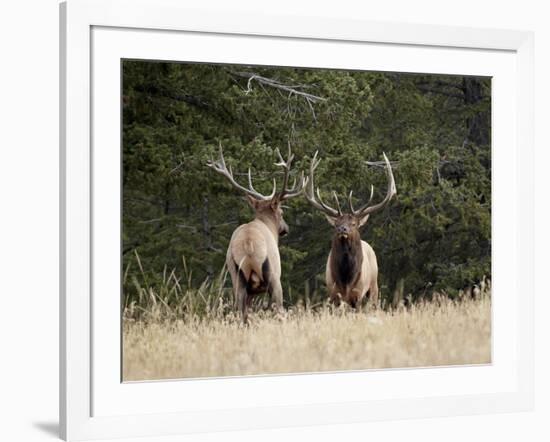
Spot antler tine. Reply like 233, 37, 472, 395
274, 147, 285, 166
304, 150, 320, 199
276, 147, 291, 194
349, 186, 374, 215
247, 167, 272, 198
315, 188, 340, 216
303, 151, 340, 217
332, 191, 343, 216
276, 142, 303, 201
206, 143, 273, 201
250, 172, 276, 200
353, 152, 397, 217
220, 141, 227, 165
279, 171, 305, 200
267, 178, 277, 200
287, 141, 295, 165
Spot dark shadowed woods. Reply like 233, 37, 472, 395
122, 61, 491, 311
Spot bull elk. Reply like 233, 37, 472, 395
304, 151, 396, 309
207, 144, 305, 322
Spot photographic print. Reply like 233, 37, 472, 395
121, 60, 491, 381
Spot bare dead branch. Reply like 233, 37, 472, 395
233, 71, 327, 104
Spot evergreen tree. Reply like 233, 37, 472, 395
122, 61, 491, 306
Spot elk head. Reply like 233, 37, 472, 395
304, 151, 397, 242
207, 142, 305, 238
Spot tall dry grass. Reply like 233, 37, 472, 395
123, 292, 491, 381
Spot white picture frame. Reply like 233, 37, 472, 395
60, 0, 534, 440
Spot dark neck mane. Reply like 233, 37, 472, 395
330, 235, 363, 290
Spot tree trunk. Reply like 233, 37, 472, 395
462, 77, 490, 145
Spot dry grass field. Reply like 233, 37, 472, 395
123, 295, 491, 381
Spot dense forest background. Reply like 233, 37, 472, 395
122, 60, 491, 308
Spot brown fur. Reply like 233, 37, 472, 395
303, 151, 395, 309
226, 198, 287, 322
325, 214, 379, 309
207, 144, 304, 322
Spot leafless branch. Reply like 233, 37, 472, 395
233, 71, 327, 104
170, 161, 185, 174
139, 217, 165, 224
211, 221, 239, 229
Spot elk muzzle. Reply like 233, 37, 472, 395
279, 219, 289, 237
336, 224, 351, 239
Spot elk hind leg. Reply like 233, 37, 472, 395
267, 278, 283, 314
262, 259, 282, 313
232, 265, 250, 323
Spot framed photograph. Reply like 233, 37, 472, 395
60, 0, 534, 440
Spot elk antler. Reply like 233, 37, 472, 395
350, 152, 396, 217
303, 151, 341, 217
207, 143, 276, 201
273, 141, 306, 201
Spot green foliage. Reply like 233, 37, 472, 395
122, 61, 491, 306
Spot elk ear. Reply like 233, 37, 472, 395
324, 214, 337, 226
246, 195, 259, 209
358, 213, 370, 227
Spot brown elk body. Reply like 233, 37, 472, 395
305, 152, 396, 309
325, 215, 379, 308
207, 144, 304, 322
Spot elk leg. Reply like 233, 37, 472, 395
242, 293, 255, 324
232, 267, 249, 323
350, 288, 363, 312
268, 278, 284, 313
330, 292, 342, 307
369, 281, 379, 310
